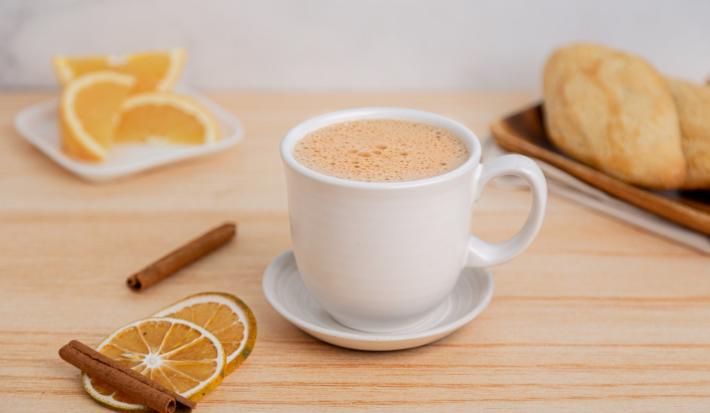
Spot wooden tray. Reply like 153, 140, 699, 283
491, 104, 710, 235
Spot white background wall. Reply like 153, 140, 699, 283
1, 0, 709, 91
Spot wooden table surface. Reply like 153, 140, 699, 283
1, 92, 709, 412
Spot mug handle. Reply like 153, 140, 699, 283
466, 154, 547, 267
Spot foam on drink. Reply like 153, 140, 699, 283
294, 119, 469, 182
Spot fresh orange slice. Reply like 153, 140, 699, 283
60, 71, 135, 161
154, 292, 257, 375
53, 48, 186, 92
82, 317, 225, 410
115, 92, 221, 145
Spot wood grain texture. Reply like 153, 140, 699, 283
0, 92, 709, 412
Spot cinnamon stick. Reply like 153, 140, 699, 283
126, 222, 237, 291
58, 340, 195, 413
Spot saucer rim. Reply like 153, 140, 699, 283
262, 250, 494, 343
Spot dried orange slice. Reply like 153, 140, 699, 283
60, 71, 135, 161
53, 48, 186, 92
115, 92, 221, 145
154, 292, 257, 375
82, 317, 225, 410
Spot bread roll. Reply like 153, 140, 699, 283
543, 44, 686, 189
667, 78, 710, 189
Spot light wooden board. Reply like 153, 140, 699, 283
0, 92, 708, 412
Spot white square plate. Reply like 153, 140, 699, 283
14, 91, 244, 182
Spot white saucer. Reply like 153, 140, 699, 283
14, 87, 243, 182
262, 251, 494, 351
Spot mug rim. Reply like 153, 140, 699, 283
280, 107, 481, 189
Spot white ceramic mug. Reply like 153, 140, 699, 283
281, 108, 547, 333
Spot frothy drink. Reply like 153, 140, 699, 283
294, 119, 469, 182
